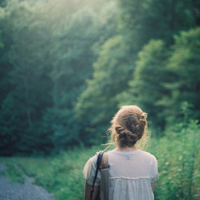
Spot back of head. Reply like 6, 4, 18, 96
110, 105, 147, 148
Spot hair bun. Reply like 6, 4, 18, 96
115, 126, 138, 147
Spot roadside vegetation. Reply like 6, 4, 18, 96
1, 117, 199, 200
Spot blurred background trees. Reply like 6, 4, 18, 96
0, 0, 200, 155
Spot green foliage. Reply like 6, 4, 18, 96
0, 162, 25, 183
0, 94, 24, 156
118, 40, 171, 133
0, 0, 117, 155
0, 32, 2, 48
162, 27, 200, 124
0, 0, 200, 156
0, 0, 5, 7
1, 118, 200, 199
42, 1, 118, 151
150, 119, 200, 200
76, 35, 134, 144
117, 27, 200, 133
118, 0, 200, 51
75, 0, 200, 141
0, 146, 103, 200
0, 0, 56, 155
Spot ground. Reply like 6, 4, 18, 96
0, 163, 56, 200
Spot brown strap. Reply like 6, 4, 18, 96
100, 153, 109, 200
101, 152, 108, 168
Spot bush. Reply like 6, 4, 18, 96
1, 119, 200, 199
149, 120, 200, 200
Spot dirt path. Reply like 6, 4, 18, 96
0, 163, 56, 200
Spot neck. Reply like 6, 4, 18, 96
115, 146, 137, 152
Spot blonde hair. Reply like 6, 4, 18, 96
108, 105, 147, 148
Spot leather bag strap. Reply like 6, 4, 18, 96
89, 151, 104, 200
100, 153, 109, 200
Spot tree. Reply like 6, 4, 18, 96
42, 1, 118, 151
76, 35, 135, 144
118, 0, 200, 52
117, 40, 172, 134
163, 27, 200, 123
0, 0, 56, 154
0, 0, 118, 154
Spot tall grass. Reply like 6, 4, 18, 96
150, 120, 200, 200
0, 120, 199, 200
0, 146, 103, 200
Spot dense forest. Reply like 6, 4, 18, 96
0, 0, 200, 156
